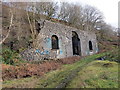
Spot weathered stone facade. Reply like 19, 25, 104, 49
22, 20, 98, 60
2, 5, 98, 61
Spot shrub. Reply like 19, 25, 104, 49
1, 48, 19, 65
104, 50, 119, 63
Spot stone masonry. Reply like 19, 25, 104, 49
21, 20, 98, 61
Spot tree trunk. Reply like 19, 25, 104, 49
0, 9, 13, 45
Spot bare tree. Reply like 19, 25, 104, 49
35, 2, 58, 19
26, 2, 47, 47
2, 2, 47, 48
82, 5, 104, 31
57, 3, 104, 31
67, 4, 82, 25
57, 2, 70, 21
26, 2, 58, 47
57, 3, 83, 28
0, 2, 14, 45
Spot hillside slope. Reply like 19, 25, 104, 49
2, 51, 119, 88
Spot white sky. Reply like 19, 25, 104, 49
62, 0, 119, 28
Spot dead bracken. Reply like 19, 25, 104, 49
2, 56, 80, 81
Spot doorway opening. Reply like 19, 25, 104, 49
89, 41, 93, 51
72, 31, 81, 55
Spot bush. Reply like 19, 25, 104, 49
1, 48, 19, 65
104, 50, 119, 63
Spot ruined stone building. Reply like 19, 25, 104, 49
22, 20, 98, 60
2, 5, 98, 61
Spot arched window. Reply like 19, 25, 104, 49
89, 41, 93, 51
51, 35, 59, 49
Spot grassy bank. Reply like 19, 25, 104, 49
3, 52, 118, 88
67, 60, 118, 88
35, 52, 108, 88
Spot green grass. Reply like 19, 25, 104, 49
2, 76, 40, 88
35, 52, 108, 88
66, 60, 118, 88
2, 52, 118, 88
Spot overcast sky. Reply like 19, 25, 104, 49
61, 0, 119, 28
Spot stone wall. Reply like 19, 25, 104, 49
32, 20, 98, 60
21, 20, 98, 60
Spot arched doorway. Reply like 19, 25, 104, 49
72, 31, 81, 55
51, 35, 59, 49
89, 41, 93, 51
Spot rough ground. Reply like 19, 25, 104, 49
2, 56, 80, 81
3, 52, 118, 88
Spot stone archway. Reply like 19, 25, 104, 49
72, 31, 81, 55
